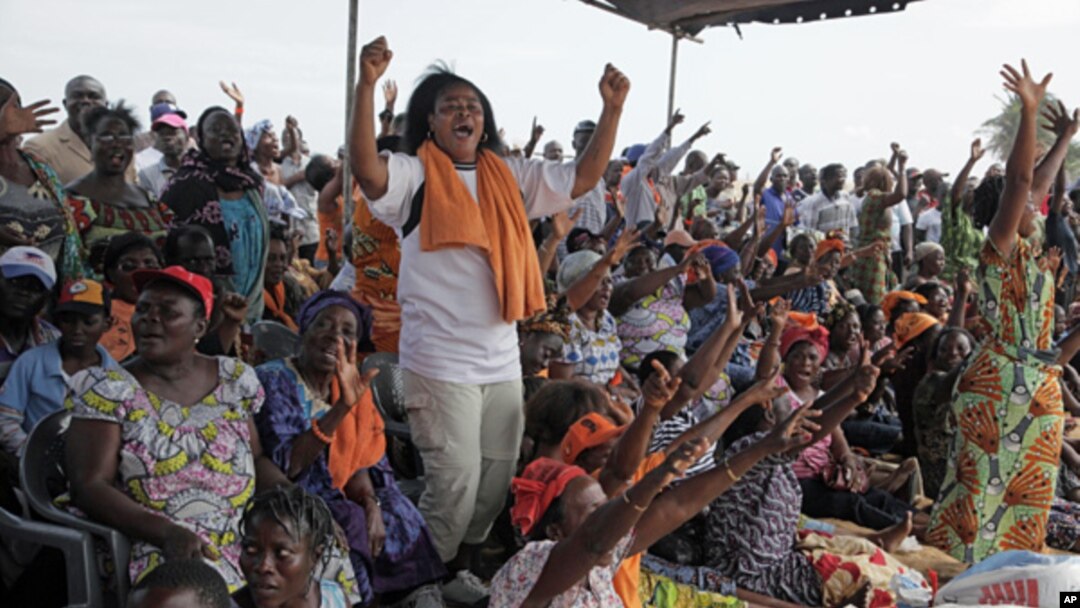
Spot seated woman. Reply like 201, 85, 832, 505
522, 378, 628, 465
255, 291, 445, 606
64, 266, 355, 595
517, 295, 572, 378
237, 486, 353, 608
706, 353, 922, 607
99, 232, 163, 362
912, 327, 976, 500
162, 225, 247, 357
490, 402, 821, 607
903, 241, 946, 290
0, 278, 117, 458
261, 224, 305, 331
613, 245, 715, 371
824, 302, 903, 455
66, 103, 171, 251
756, 304, 917, 532
890, 312, 943, 458
881, 289, 927, 335
914, 280, 951, 325
549, 236, 642, 398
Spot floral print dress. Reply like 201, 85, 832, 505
489, 534, 634, 607
67, 358, 263, 591
849, 190, 896, 305
928, 239, 1063, 563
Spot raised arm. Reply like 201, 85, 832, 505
948, 267, 973, 328
609, 254, 692, 317
537, 209, 581, 276
378, 80, 397, 139
598, 361, 681, 496
1051, 164, 1068, 216
990, 60, 1053, 255
656, 122, 710, 177
882, 150, 910, 207
523, 441, 705, 607
563, 228, 638, 311
753, 147, 782, 196
350, 36, 393, 200
523, 117, 544, 160
755, 299, 788, 380
950, 138, 985, 208
662, 284, 742, 418
1032, 100, 1079, 205
571, 65, 630, 199
629, 405, 819, 554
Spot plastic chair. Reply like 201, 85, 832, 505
360, 353, 426, 502
251, 321, 301, 362
20, 410, 132, 607
0, 505, 102, 607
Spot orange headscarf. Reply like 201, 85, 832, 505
417, 140, 545, 322
814, 238, 845, 261
882, 290, 928, 321
893, 312, 940, 349
511, 458, 588, 536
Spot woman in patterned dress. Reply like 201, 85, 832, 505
849, 155, 909, 305
928, 61, 1080, 563
64, 267, 356, 600
65, 103, 171, 253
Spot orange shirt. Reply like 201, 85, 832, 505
604, 451, 667, 608
315, 199, 344, 263
349, 185, 401, 352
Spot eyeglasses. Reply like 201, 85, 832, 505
96, 134, 134, 145
118, 260, 161, 273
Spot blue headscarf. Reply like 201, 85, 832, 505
297, 290, 370, 339
702, 245, 739, 279
244, 119, 274, 152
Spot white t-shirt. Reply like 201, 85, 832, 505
365, 152, 576, 384
915, 207, 942, 244
890, 201, 913, 253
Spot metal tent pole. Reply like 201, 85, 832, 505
666, 32, 679, 121
343, 0, 359, 220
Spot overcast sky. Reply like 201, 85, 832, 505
4, 0, 1079, 180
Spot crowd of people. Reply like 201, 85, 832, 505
0, 35, 1079, 607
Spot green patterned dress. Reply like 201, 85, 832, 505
928, 238, 1062, 563
940, 194, 984, 281
850, 190, 896, 305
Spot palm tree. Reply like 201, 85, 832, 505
980, 93, 1080, 178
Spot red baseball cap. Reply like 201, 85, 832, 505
560, 412, 626, 466
132, 266, 214, 320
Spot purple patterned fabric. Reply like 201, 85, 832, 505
254, 359, 445, 603
703, 432, 823, 605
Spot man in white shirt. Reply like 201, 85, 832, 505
797, 163, 857, 237
136, 113, 188, 198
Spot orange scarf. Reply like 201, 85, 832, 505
325, 378, 386, 491
263, 282, 298, 331
417, 140, 545, 322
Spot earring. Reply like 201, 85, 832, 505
426, 130, 433, 139
481, 132, 489, 143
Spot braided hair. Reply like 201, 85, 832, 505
241, 486, 337, 567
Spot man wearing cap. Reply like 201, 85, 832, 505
137, 110, 189, 198
0, 278, 117, 458
0, 246, 61, 385
23, 75, 136, 184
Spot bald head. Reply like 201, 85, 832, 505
151, 89, 176, 106
63, 75, 106, 136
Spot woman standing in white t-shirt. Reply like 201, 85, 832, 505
347, 36, 629, 592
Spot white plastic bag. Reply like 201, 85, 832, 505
934, 551, 1080, 606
